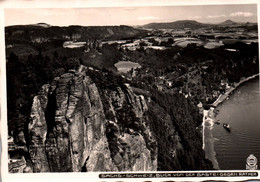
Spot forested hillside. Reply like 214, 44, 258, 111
6, 23, 258, 172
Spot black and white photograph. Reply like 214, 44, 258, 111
0, 0, 260, 181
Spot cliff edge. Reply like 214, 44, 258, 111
8, 65, 212, 172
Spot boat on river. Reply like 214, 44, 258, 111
223, 123, 230, 131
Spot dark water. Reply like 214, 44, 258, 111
213, 78, 260, 170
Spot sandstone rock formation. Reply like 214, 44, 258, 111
8, 65, 212, 173
25, 65, 157, 172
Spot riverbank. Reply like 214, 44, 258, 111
212, 73, 259, 107
202, 109, 219, 169
202, 73, 259, 169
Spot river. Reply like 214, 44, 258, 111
212, 78, 260, 170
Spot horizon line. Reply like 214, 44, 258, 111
5, 19, 258, 27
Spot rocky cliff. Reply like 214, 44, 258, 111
8, 65, 212, 172
20, 65, 156, 172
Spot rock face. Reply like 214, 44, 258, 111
104, 85, 157, 171
26, 66, 156, 172
28, 94, 50, 172
9, 65, 212, 173
8, 137, 31, 173
8, 156, 27, 173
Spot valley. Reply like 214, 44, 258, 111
5, 19, 259, 173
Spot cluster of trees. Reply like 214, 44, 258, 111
6, 24, 147, 42
127, 41, 259, 105
136, 38, 175, 49
6, 51, 80, 138
145, 37, 174, 47
145, 89, 213, 170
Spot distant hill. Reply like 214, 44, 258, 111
32, 23, 52, 28
141, 19, 257, 29
5, 24, 148, 43
5, 23, 149, 58
141, 20, 213, 29
219, 19, 237, 25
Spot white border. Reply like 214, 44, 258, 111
0, 0, 259, 8
1, 0, 260, 182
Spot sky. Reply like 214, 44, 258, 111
3, 3, 259, 26
4, 3, 258, 26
